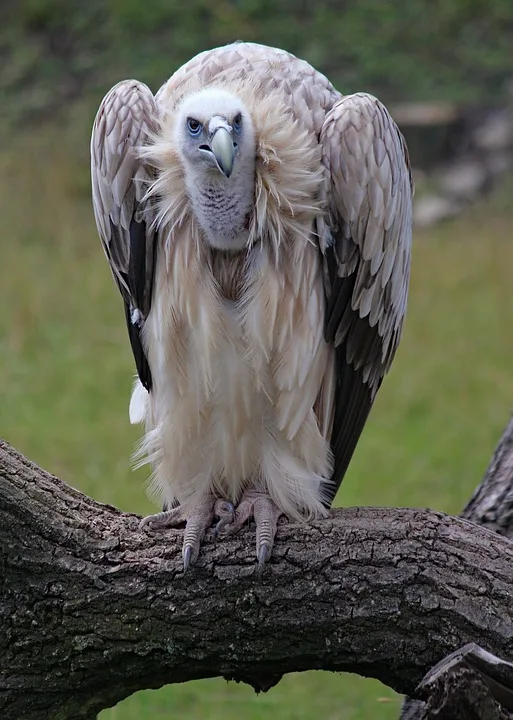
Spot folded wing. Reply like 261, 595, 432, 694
91, 80, 158, 391
320, 93, 414, 503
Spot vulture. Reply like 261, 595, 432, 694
91, 42, 413, 570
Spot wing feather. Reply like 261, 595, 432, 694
91, 80, 158, 390
319, 92, 413, 504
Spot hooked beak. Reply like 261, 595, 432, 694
210, 126, 235, 178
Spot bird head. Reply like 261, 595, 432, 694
174, 88, 255, 182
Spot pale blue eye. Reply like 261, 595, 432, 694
187, 118, 202, 136
233, 113, 242, 133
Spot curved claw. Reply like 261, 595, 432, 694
139, 517, 152, 532
183, 545, 193, 573
213, 500, 236, 540
222, 491, 285, 566
139, 507, 183, 531
257, 541, 272, 566
141, 496, 221, 571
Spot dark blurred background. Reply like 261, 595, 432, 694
1, 0, 512, 125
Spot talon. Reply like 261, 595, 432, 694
213, 517, 229, 538
213, 500, 235, 539
183, 544, 193, 573
139, 495, 219, 570
228, 490, 284, 565
258, 541, 271, 566
139, 507, 183, 531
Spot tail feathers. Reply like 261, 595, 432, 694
129, 378, 148, 424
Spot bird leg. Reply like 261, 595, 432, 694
221, 490, 284, 566
139, 496, 235, 571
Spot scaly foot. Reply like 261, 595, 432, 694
221, 490, 284, 566
139, 495, 235, 571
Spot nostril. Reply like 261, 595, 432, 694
199, 144, 211, 151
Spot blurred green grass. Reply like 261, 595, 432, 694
1, 126, 512, 719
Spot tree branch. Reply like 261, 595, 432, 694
462, 415, 513, 539
2, 440, 513, 719
400, 415, 513, 720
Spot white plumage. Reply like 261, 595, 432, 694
91, 42, 413, 568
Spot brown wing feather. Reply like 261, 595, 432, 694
91, 80, 158, 390
320, 93, 413, 505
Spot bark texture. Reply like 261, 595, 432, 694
417, 667, 509, 720
1, 435, 513, 720
462, 415, 513, 537
400, 416, 513, 720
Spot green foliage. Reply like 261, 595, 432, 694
1, 0, 512, 129
2, 125, 513, 717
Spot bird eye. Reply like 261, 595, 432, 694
187, 117, 202, 136
232, 113, 242, 133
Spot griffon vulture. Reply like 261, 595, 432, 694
91, 42, 413, 570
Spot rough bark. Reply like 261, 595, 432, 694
462, 415, 513, 538
400, 416, 513, 720
418, 667, 509, 720
2, 438, 513, 720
